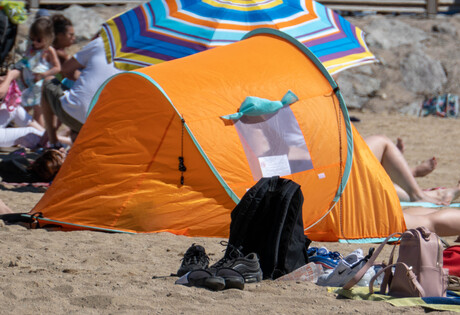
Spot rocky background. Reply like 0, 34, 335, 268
16, 5, 460, 117
343, 14, 460, 115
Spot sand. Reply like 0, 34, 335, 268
1, 5, 460, 314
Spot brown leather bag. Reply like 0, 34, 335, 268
343, 227, 448, 297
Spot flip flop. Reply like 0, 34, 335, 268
175, 269, 226, 291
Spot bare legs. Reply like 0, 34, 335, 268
391, 137, 460, 236
403, 185, 460, 237
365, 135, 446, 204
32, 105, 44, 127
423, 184, 460, 205
413, 157, 437, 177
40, 79, 59, 145
396, 137, 437, 178
404, 207, 460, 236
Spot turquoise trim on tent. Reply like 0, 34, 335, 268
87, 72, 128, 116
339, 237, 400, 244
243, 28, 353, 203
88, 71, 240, 205
23, 214, 135, 234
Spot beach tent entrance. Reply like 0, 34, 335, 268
29, 30, 405, 242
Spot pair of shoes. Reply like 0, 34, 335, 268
209, 242, 263, 283
175, 268, 245, 291
175, 242, 262, 290
176, 243, 210, 277
308, 247, 342, 270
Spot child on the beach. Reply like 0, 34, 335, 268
0, 17, 60, 125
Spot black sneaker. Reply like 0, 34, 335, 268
177, 244, 210, 277
209, 243, 263, 283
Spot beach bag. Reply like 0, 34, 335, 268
344, 227, 448, 297
226, 176, 311, 280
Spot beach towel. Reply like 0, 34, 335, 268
420, 93, 459, 118
331, 287, 460, 312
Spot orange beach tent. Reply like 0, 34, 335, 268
29, 30, 405, 242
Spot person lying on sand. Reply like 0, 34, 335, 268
0, 147, 66, 183
362, 134, 460, 237
403, 200, 460, 237
365, 134, 459, 205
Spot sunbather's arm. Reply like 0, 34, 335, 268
60, 57, 82, 81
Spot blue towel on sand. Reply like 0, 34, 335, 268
400, 202, 460, 208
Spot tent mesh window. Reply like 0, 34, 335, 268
235, 106, 312, 181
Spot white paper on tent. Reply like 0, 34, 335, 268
259, 155, 291, 177
235, 106, 313, 181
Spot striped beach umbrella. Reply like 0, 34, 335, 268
101, 0, 376, 73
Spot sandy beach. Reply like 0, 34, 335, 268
1, 4, 460, 314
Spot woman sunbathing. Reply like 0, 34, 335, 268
365, 134, 460, 237
364, 134, 458, 205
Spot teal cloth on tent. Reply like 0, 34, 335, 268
400, 202, 460, 208
221, 90, 298, 120
331, 287, 460, 312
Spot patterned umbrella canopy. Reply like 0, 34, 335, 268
101, 0, 376, 73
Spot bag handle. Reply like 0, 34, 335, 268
343, 232, 402, 290
416, 226, 431, 240
369, 262, 425, 297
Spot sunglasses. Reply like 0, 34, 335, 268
30, 37, 43, 44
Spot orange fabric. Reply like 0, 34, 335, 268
31, 34, 404, 240
33, 74, 235, 236
305, 126, 406, 241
